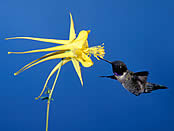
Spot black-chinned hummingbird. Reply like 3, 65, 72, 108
100, 58, 167, 96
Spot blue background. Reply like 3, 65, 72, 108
1, 0, 174, 131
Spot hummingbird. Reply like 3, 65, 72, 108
99, 58, 167, 96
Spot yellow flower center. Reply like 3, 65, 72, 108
72, 48, 83, 57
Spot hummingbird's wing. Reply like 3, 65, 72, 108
134, 71, 149, 76
100, 75, 117, 80
134, 71, 149, 83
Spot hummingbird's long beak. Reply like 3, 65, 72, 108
98, 57, 112, 64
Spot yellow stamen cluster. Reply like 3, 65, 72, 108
84, 43, 105, 60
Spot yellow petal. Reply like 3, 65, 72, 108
8, 44, 76, 54
14, 51, 74, 75
75, 30, 89, 41
83, 40, 89, 49
77, 53, 93, 67
72, 30, 90, 49
35, 58, 70, 100
69, 13, 76, 41
6, 37, 71, 44
71, 58, 83, 86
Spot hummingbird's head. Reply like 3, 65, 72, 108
99, 57, 127, 76
111, 61, 127, 76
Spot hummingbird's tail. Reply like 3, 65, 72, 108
144, 82, 168, 93
98, 57, 112, 64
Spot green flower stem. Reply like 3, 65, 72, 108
46, 101, 50, 131
46, 61, 62, 131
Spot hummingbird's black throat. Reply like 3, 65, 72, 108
114, 72, 121, 76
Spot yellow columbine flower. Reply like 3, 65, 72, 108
7, 13, 105, 131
